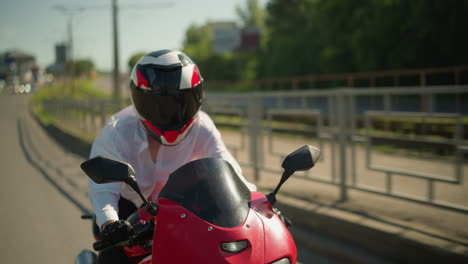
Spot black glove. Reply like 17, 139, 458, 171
273, 207, 292, 227
101, 220, 134, 245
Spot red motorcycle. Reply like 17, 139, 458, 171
76, 145, 321, 264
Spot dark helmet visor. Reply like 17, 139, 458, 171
131, 85, 202, 131
137, 63, 183, 92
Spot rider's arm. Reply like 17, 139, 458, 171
88, 120, 130, 228
197, 112, 257, 191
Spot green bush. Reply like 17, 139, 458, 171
32, 79, 109, 103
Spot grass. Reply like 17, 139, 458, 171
32, 79, 110, 104
211, 114, 315, 132
31, 78, 111, 134
373, 144, 397, 154
369, 116, 468, 125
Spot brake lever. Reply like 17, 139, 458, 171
132, 220, 155, 241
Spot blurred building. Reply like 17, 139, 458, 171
46, 43, 68, 74
55, 43, 68, 65
0, 49, 36, 83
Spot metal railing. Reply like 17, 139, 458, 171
38, 85, 468, 213
206, 65, 468, 90
204, 86, 468, 213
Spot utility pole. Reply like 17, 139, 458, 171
112, 0, 121, 107
110, 1, 173, 106
54, 5, 85, 93
67, 14, 75, 92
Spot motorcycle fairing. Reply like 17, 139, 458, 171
158, 158, 251, 228
153, 198, 265, 263
250, 192, 297, 264
138, 254, 152, 264
151, 158, 296, 263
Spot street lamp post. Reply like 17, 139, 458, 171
54, 5, 84, 93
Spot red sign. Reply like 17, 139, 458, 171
240, 27, 260, 52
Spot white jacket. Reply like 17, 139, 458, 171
88, 106, 256, 227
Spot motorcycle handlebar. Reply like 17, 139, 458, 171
93, 239, 113, 251
92, 220, 155, 251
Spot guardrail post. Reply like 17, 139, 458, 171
337, 90, 348, 202
90, 99, 95, 133
80, 101, 86, 131
248, 93, 263, 182
100, 102, 107, 128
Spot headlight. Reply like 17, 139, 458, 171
270, 258, 290, 264
24, 84, 31, 93
221, 240, 248, 253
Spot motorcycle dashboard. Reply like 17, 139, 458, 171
158, 158, 251, 228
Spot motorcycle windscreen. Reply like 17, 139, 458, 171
158, 158, 251, 228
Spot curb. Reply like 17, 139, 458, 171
276, 195, 468, 264
31, 111, 92, 159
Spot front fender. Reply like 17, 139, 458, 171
75, 249, 97, 264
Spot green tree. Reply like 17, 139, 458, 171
128, 52, 147, 72
236, 0, 266, 29
65, 59, 95, 77
260, 0, 468, 80
182, 23, 239, 83
235, 0, 267, 81
260, 0, 320, 78
182, 23, 214, 61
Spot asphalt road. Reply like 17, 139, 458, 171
0, 94, 94, 263
0, 92, 340, 264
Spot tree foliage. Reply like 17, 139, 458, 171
65, 59, 95, 77
236, 0, 266, 29
260, 0, 468, 78
127, 52, 147, 72
180, 0, 468, 87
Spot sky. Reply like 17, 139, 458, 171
0, 0, 267, 72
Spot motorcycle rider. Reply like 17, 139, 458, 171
88, 49, 257, 264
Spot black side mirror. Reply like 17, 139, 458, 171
282, 145, 321, 173
81, 156, 149, 206
268, 145, 321, 205
81, 156, 136, 184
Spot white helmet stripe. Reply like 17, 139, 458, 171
130, 63, 150, 90
137, 51, 181, 66
137, 55, 162, 65
180, 64, 195, 89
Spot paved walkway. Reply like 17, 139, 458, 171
22, 110, 92, 215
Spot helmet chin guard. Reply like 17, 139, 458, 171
141, 118, 195, 146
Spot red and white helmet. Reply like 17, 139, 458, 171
130, 50, 203, 146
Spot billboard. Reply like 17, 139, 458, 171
240, 27, 260, 52
212, 22, 260, 54
213, 22, 241, 54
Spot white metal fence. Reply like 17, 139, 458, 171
40, 85, 468, 213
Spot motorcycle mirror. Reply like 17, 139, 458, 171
81, 156, 135, 184
81, 156, 149, 205
268, 145, 321, 205
282, 145, 321, 173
